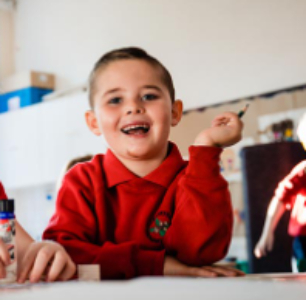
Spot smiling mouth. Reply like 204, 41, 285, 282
121, 124, 150, 135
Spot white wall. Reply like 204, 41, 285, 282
14, 0, 306, 110
0, 5, 15, 81
7, 183, 56, 240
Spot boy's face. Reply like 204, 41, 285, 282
86, 59, 182, 161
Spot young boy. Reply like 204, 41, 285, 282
43, 47, 243, 279
0, 181, 76, 283
255, 113, 306, 261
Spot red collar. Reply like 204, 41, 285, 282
103, 142, 186, 188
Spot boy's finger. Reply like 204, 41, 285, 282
0, 260, 6, 278
57, 259, 76, 281
201, 266, 227, 277
187, 267, 217, 278
212, 117, 227, 125
45, 251, 67, 282
17, 248, 37, 283
29, 248, 54, 283
228, 268, 245, 276
212, 120, 226, 127
207, 266, 244, 277
0, 241, 11, 265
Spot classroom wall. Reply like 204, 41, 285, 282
7, 183, 56, 240
170, 90, 306, 156
0, 7, 15, 81
13, 0, 306, 110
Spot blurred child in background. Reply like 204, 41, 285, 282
255, 113, 306, 265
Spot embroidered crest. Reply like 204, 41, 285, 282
149, 211, 171, 242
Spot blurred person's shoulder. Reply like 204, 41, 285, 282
289, 160, 306, 178
64, 153, 107, 185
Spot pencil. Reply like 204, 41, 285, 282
238, 104, 249, 118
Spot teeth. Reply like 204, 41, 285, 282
122, 124, 149, 132
121, 124, 150, 134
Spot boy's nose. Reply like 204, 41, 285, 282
126, 105, 145, 115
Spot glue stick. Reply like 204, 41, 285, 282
0, 199, 17, 283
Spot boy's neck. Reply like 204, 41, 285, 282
113, 146, 169, 178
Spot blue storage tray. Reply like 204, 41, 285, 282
0, 87, 53, 113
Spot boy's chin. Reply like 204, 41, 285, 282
125, 147, 152, 159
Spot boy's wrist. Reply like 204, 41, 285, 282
193, 136, 220, 148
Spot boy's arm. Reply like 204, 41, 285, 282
163, 112, 242, 266
16, 221, 34, 260
43, 171, 165, 279
163, 146, 233, 266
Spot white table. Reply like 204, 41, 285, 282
1, 274, 306, 300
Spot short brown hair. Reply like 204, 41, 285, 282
56, 154, 93, 192
65, 154, 93, 172
88, 47, 175, 108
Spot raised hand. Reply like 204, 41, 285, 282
194, 112, 243, 148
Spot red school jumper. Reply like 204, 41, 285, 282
43, 142, 233, 279
274, 160, 306, 236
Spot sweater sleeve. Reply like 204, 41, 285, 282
274, 160, 306, 207
0, 182, 8, 199
163, 146, 233, 266
43, 166, 164, 279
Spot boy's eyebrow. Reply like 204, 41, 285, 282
103, 88, 125, 97
142, 85, 163, 92
103, 85, 163, 97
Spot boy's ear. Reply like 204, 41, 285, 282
85, 110, 102, 136
171, 100, 183, 127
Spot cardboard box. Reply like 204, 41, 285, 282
1, 71, 55, 93
0, 87, 53, 113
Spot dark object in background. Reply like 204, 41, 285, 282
271, 123, 283, 141
241, 142, 306, 273
281, 119, 294, 141
270, 119, 294, 142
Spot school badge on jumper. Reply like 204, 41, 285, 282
149, 211, 171, 242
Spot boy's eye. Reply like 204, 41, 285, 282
108, 97, 121, 104
142, 94, 158, 101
